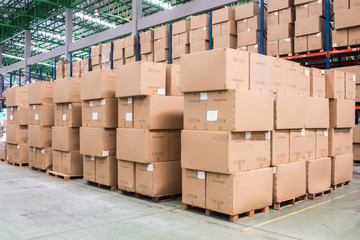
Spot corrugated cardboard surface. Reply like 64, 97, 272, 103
118, 97, 134, 128
310, 68, 326, 98
82, 98, 117, 128
336, 65, 360, 84
182, 168, 206, 208
329, 99, 355, 128
83, 155, 96, 182
166, 64, 182, 97
328, 128, 353, 156
28, 103, 54, 126
80, 69, 116, 100
250, 53, 271, 92
6, 86, 28, 107
331, 154, 353, 185
345, 72, 356, 100
325, 69, 345, 99
275, 93, 306, 129
96, 156, 117, 186
315, 129, 329, 159
289, 129, 315, 162
28, 82, 54, 105
80, 127, 116, 157
354, 143, 360, 161
306, 158, 331, 193
28, 125, 52, 148
235, 2, 260, 21
52, 126, 80, 152
54, 103, 82, 127
305, 97, 329, 128
267, 0, 293, 13
335, 7, 360, 29
53, 150, 83, 176
14, 106, 28, 125
6, 125, 28, 144
36, 147, 52, 170
118, 160, 136, 192
271, 130, 290, 166
212, 7, 234, 24
28, 147, 37, 168
354, 125, 360, 143
190, 14, 209, 29
53, 77, 81, 103
7, 143, 28, 164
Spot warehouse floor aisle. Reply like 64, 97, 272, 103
1, 162, 360, 240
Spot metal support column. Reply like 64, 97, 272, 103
209, 12, 213, 50
88, 47, 91, 72
65, 8, 74, 61
260, 0, 264, 54
136, 32, 140, 61
10, 73, 12, 87
132, 0, 142, 35
168, 24, 173, 64
29, 66, 31, 83
40, 65, 43, 81
0, 45, 2, 69
325, 0, 331, 69
70, 53, 73, 77
339, 57, 343, 67
53, 58, 56, 80
24, 30, 31, 83
110, 41, 114, 70
18, 71, 21, 86
1, 75, 4, 110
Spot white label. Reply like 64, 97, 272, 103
244, 19, 247, 23
126, 113, 132, 121
245, 132, 251, 140
7, 156, 9, 160
89, 101, 93, 107
324, 130, 328, 137
273, 167, 276, 174
333, 43, 338, 47
318, 0, 322, 3
11, 107, 13, 111
301, 129, 305, 136
304, 4, 308, 7
91, 156, 95, 161
102, 151, 109, 157
265, 131, 270, 140
33, 147, 36, 152
285, 38, 290, 42
68, 104, 72, 109
200, 92, 207, 100
35, 114, 39, 120
353, 76, 356, 82
10, 115, 13, 120
275, 12, 278, 16
241, 46, 246, 50
147, 164, 154, 171
197, 171, 205, 179
273, 93, 277, 101
128, 97, 133, 104
254, 44, 258, 48
101, 99, 106, 105
33, 105, 35, 110
305, 69, 310, 76
17, 106, 20, 110
92, 112, 98, 120
350, 128, 353, 133
17, 145, 20, 149
247, 28, 250, 32
316, 33, 321, 37
321, 70, 325, 75
157, 88, 165, 95
41, 149, 45, 154
207, 110, 218, 121
62, 114, 67, 121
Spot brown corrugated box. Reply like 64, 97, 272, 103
28, 147, 37, 168
295, 36, 308, 53
118, 97, 133, 128
295, 3, 309, 20
0, 149, 6, 161
308, 32, 326, 52
116, 128, 180, 163
329, 99, 355, 128
354, 125, 360, 143
237, 30, 260, 47
351, 0, 360, 8
182, 130, 270, 174
310, 68, 326, 98
279, 38, 294, 55
345, 72, 356, 100
325, 69, 345, 99
332, 29, 348, 48
133, 96, 183, 129
140, 41, 153, 55
213, 35, 237, 49
166, 64, 182, 96
331, 154, 353, 185
306, 158, 331, 193
118, 160, 135, 192
182, 168, 206, 208
214, 21, 236, 37
267, 23, 294, 41
273, 160, 306, 201
172, 45, 189, 58
96, 156, 117, 186
250, 53, 271, 92
83, 155, 96, 182
328, 128, 353, 156
116, 61, 166, 98
295, 16, 325, 37
349, 26, 360, 45
248, 43, 262, 54
135, 161, 181, 197
7, 107, 13, 124
7, 143, 28, 164
235, 2, 260, 21
305, 97, 329, 128
183, 92, 207, 130
125, 46, 136, 58
279, 7, 295, 23
316, 129, 329, 159
6, 125, 28, 144
123, 35, 136, 48
268, 0, 294, 12
336, 65, 360, 84
54, 103, 82, 127
189, 40, 209, 53
274, 93, 306, 129
289, 129, 315, 162
271, 130, 290, 166
267, 40, 279, 56
82, 98, 117, 128
52, 150, 83, 176
334, 0, 348, 12
268, 12, 279, 27
309, 0, 327, 17
28, 125, 52, 148
206, 168, 273, 216
237, 16, 260, 33
52, 126, 80, 152
36, 147, 52, 170
154, 49, 169, 62
354, 143, 360, 160
28, 82, 54, 105
12, 106, 28, 125
80, 127, 116, 157
213, 7, 234, 24
180, 48, 249, 92
190, 14, 209, 30
28, 103, 54, 126
52, 150, 62, 172
270, 58, 287, 93
173, 20, 190, 35
6, 86, 28, 107
80, 69, 116, 100
140, 30, 154, 44
335, 8, 360, 29
190, 27, 209, 42
54, 77, 81, 103
154, 38, 169, 50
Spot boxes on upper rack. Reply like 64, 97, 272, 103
190, 14, 209, 53
6, 86, 28, 107
140, 30, 154, 62
80, 69, 116, 100
212, 7, 237, 49
56, 61, 69, 79
123, 35, 137, 64
154, 26, 169, 62
172, 20, 190, 62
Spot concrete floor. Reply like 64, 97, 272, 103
1, 162, 360, 240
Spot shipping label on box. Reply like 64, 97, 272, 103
289, 129, 315, 162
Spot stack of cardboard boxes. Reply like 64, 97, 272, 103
116, 61, 182, 200
294, 0, 328, 53
6, 86, 28, 166
80, 59, 89, 75
172, 20, 190, 64
332, 0, 360, 48
154, 26, 169, 63
101, 43, 112, 69
140, 30, 154, 62
212, 7, 236, 50
190, 14, 209, 53
28, 82, 54, 171
236, 2, 263, 53
56, 61, 69, 79
327, 69, 355, 188
267, 0, 295, 56
124, 35, 137, 64
113, 39, 125, 68
91, 45, 102, 71
80, 69, 117, 188
52, 77, 82, 177
0, 118, 6, 161
71, 61, 81, 78
181, 49, 273, 221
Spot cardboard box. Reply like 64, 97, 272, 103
54, 77, 81, 103
206, 168, 272, 216
7, 107, 14, 124
290, 129, 315, 162
116, 128, 180, 163
54, 103, 82, 127
189, 40, 209, 53
274, 93, 306, 129
268, 0, 294, 12
52, 149, 62, 172
80, 127, 116, 157
172, 45, 189, 59
294, 36, 308, 53
183, 92, 207, 130
53, 150, 83, 176
140, 41, 153, 55
118, 97, 133, 128
308, 32, 326, 52
96, 156, 117, 186
118, 160, 135, 192
133, 96, 183, 129
267, 23, 294, 41
325, 69, 345, 99
310, 68, 326, 98
273, 161, 306, 201
36, 147, 52, 170
80, 59, 90, 74
279, 38, 294, 55
52, 127, 80, 152
295, 3, 309, 20
328, 128, 353, 156
173, 20, 190, 35
335, 8, 360, 29
182, 130, 270, 174
28, 125, 51, 148
116, 61, 166, 98
316, 129, 329, 159
0, 148, 6, 160
28, 147, 37, 168
329, 99, 355, 128
190, 14, 209, 30
154, 37, 169, 50
7, 143, 28, 164
237, 30, 260, 47
56, 61, 69, 79
28, 82, 54, 105
270, 57, 287, 93
237, 16, 260, 33
345, 72, 356, 100
349, 26, 360, 45
267, 40, 279, 56
82, 98, 117, 128
154, 49, 169, 62
306, 158, 331, 193
334, 0, 349, 12
6, 125, 28, 144
83, 155, 96, 182
235, 2, 260, 21
279, 7, 295, 24
135, 161, 181, 197
213, 7, 234, 24
331, 154, 353, 185
354, 143, 360, 160
180, 48, 249, 92
332, 29, 349, 48
125, 56, 136, 65
282, 62, 300, 94
166, 64, 182, 96
271, 130, 290, 166
182, 168, 206, 208
123, 35, 136, 48
6, 86, 28, 107
336, 65, 360, 84
213, 35, 237, 49
250, 53, 271, 92
13, 106, 28, 125
305, 97, 329, 128
140, 30, 154, 44
350, 0, 360, 8
295, 16, 325, 37
267, 12, 279, 27
309, 0, 326, 17
354, 125, 360, 143
28, 103, 54, 126
80, 69, 116, 100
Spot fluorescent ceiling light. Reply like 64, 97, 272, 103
145, 0, 173, 9
75, 12, 117, 28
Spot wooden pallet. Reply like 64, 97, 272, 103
333, 45, 360, 51
86, 180, 117, 191
273, 193, 308, 210
332, 181, 351, 190
120, 190, 181, 203
47, 171, 82, 181
308, 188, 333, 200
0, 158, 6, 162
183, 204, 269, 222
7, 161, 28, 167
29, 166, 51, 174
